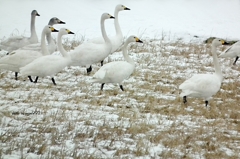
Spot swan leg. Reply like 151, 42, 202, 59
101, 83, 105, 90
86, 66, 92, 74
183, 96, 187, 104
120, 85, 124, 91
51, 78, 56, 85
28, 76, 33, 82
101, 60, 104, 66
205, 101, 208, 107
233, 56, 239, 65
15, 72, 18, 80
33, 76, 38, 83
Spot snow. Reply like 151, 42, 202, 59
1, 0, 240, 42
1, 0, 240, 158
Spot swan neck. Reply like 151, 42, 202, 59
123, 41, 134, 64
30, 14, 37, 41
101, 18, 110, 43
57, 33, 68, 57
46, 33, 54, 45
211, 45, 223, 79
114, 10, 122, 36
40, 31, 49, 56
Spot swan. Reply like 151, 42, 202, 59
69, 13, 115, 74
0, 25, 58, 81
0, 10, 40, 52
20, 28, 74, 85
219, 41, 240, 65
20, 17, 66, 54
90, 35, 143, 91
89, 4, 130, 52
179, 38, 228, 107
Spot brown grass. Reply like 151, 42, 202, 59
0, 37, 239, 158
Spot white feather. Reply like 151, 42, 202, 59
219, 41, 240, 65
90, 35, 143, 91
179, 38, 227, 105
88, 4, 130, 53
69, 13, 114, 68
20, 28, 74, 83
0, 10, 40, 52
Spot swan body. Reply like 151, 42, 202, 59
20, 17, 66, 54
0, 10, 40, 52
69, 13, 115, 74
89, 4, 130, 53
91, 35, 143, 91
0, 25, 58, 80
20, 28, 74, 85
219, 41, 240, 65
179, 38, 228, 107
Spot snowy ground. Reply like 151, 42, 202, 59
0, 0, 240, 159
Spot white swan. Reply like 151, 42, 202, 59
90, 35, 143, 91
20, 28, 74, 85
219, 41, 240, 65
89, 4, 130, 52
0, 25, 58, 81
179, 38, 228, 107
20, 17, 66, 54
0, 10, 40, 52
69, 13, 115, 74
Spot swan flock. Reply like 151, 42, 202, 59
0, 4, 237, 107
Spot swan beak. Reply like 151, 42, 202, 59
36, 13, 40, 16
67, 30, 75, 34
222, 41, 230, 45
59, 21, 66, 24
136, 38, 143, 43
110, 15, 115, 19
124, 7, 130, 10
51, 27, 59, 32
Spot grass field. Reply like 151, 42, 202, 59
0, 36, 240, 159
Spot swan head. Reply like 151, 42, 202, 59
48, 17, 66, 26
101, 13, 115, 20
127, 36, 143, 44
59, 28, 75, 35
212, 38, 229, 47
31, 10, 40, 16
116, 4, 130, 11
43, 25, 59, 34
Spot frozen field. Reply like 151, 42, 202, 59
0, 0, 240, 158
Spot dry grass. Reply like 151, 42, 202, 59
0, 36, 239, 158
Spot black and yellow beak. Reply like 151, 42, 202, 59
66, 29, 74, 34
136, 38, 143, 43
51, 27, 59, 32
59, 21, 66, 24
221, 40, 229, 45
124, 7, 130, 10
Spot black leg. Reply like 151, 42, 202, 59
34, 76, 38, 83
120, 85, 124, 91
101, 60, 104, 66
233, 56, 239, 65
15, 72, 18, 80
28, 76, 33, 82
101, 83, 105, 90
51, 77, 56, 85
205, 101, 208, 107
86, 65, 92, 74
183, 96, 187, 104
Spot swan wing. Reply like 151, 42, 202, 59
0, 50, 41, 72
220, 41, 240, 57
70, 43, 111, 66
179, 74, 221, 98
92, 61, 134, 83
